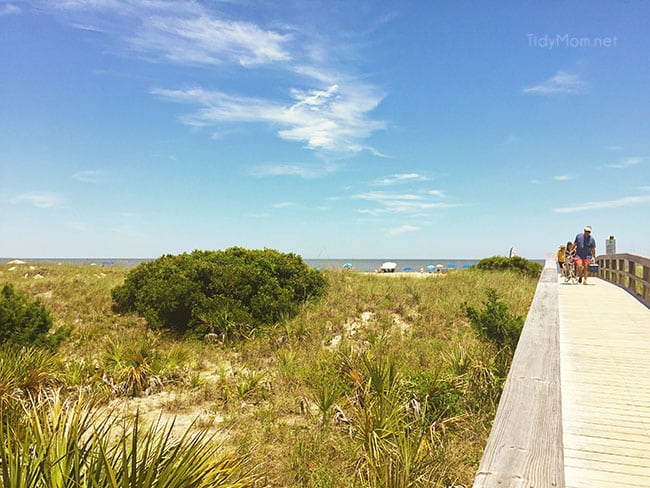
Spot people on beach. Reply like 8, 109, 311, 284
574, 226, 596, 285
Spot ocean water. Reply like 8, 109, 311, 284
4, 257, 481, 272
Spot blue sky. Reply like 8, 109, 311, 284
1, 0, 649, 260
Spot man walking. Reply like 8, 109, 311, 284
574, 225, 596, 285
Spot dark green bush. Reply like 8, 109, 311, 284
0, 284, 66, 348
464, 288, 524, 351
476, 255, 542, 277
112, 247, 327, 338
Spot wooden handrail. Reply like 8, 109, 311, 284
473, 255, 564, 487
595, 253, 650, 304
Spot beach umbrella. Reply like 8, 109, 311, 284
380, 262, 397, 271
446, 263, 457, 270
7, 259, 26, 265
403, 266, 413, 271
426, 264, 435, 272
343, 263, 353, 269
436, 264, 444, 270
462, 264, 472, 269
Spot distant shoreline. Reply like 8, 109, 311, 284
2, 257, 545, 273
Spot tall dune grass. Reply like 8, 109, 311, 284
0, 262, 538, 487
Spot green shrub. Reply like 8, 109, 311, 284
112, 248, 327, 338
0, 284, 66, 348
476, 255, 542, 277
464, 288, 524, 351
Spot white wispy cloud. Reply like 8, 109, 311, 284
385, 225, 420, 237
132, 14, 292, 67
45, 0, 290, 67
373, 173, 428, 186
272, 201, 295, 209
607, 157, 644, 169
553, 175, 573, 181
523, 71, 586, 94
0, 3, 20, 16
554, 195, 650, 213
248, 163, 336, 179
153, 83, 384, 153
354, 191, 458, 216
427, 190, 445, 197
11, 192, 64, 208
72, 170, 104, 183
43, 0, 385, 154
605, 145, 624, 151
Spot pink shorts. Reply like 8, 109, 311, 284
574, 257, 591, 266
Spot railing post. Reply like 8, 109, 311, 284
642, 265, 650, 302
596, 253, 650, 306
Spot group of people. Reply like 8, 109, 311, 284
557, 226, 597, 285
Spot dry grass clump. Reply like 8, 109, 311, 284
0, 261, 538, 487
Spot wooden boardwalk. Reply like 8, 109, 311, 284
559, 276, 650, 487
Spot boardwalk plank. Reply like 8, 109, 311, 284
560, 276, 650, 488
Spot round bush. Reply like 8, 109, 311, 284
476, 255, 542, 278
0, 284, 62, 348
112, 247, 327, 338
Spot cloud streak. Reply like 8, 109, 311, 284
607, 157, 644, 169
0, 3, 20, 16
385, 224, 420, 237
554, 195, 650, 213
132, 14, 292, 67
45, 0, 290, 67
73, 170, 104, 183
248, 163, 337, 179
11, 192, 64, 208
153, 83, 384, 153
373, 173, 428, 186
354, 191, 458, 216
523, 71, 585, 94
43, 0, 385, 154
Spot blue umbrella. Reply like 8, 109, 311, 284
446, 263, 457, 270
343, 263, 353, 269
426, 264, 435, 272
403, 266, 413, 271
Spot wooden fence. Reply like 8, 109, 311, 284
595, 253, 650, 304
473, 255, 564, 488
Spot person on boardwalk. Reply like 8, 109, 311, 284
574, 225, 596, 285
556, 244, 566, 273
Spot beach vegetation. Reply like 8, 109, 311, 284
476, 255, 542, 277
0, 258, 539, 487
111, 248, 327, 338
464, 288, 525, 352
0, 283, 68, 349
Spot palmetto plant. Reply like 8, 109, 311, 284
0, 345, 61, 414
0, 390, 259, 487
103, 338, 160, 397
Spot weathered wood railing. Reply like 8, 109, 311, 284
595, 253, 650, 304
473, 255, 564, 487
